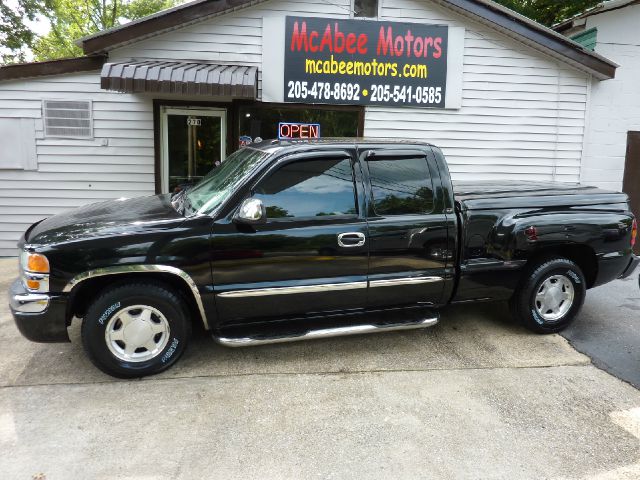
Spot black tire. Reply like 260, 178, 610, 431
509, 257, 586, 334
82, 282, 191, 378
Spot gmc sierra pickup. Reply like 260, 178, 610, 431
9, 139, 639, 378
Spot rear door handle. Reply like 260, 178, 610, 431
337, 232, 366, 247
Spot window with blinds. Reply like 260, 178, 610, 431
43, 100, 93, 138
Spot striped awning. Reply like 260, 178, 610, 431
100, 60, 258, 98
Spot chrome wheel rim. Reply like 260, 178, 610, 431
105, 305, 170, 363
534, 274, 575, 322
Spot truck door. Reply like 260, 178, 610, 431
210, 150, 369, 325
361, 148, 448, 308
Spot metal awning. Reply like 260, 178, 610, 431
100, 60, 258, 98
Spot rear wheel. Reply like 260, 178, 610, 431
510, 257, 586, 333
82, 283, 191, 378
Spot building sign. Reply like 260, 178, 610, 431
278, 122, 321, 140
186, 117, 201, 126
283, 17, 448, 108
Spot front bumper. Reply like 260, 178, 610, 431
619, 255, 640, 279
9, 279, 70, 343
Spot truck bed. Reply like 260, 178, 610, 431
453, 181, 629, 210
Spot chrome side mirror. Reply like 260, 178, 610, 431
234, 198, 266, 224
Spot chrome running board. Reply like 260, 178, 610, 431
213, 316, 439, 347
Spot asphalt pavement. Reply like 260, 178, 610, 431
1, 258, 640, 479
562, 273, 640, 388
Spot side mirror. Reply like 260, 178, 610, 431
233, 198, 266, 225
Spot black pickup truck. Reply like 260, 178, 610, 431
10, 139, 639, 378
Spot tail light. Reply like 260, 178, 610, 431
632, 218, 637, 248
525, 226, 538, 241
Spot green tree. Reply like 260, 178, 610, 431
375, 187, 434, 215
0, 0, 44, 63
494, 0, 600, 27
33, 0, 180, 61
265, 205, 291, 218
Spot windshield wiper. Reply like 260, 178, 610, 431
171, 188, 192, 216
182, 194, 194, 216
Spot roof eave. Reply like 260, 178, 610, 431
80, 0, 262, 54
431, 0, 617, 80
0, 55, 107, 82
555, 0, 640, 32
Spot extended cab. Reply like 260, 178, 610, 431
10, 140, 639, 377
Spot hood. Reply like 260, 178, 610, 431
26, 194, 185, 246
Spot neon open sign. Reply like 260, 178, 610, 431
278, 122, 321, 140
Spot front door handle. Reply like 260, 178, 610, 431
337, 232, 366, 247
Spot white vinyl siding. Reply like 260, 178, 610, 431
110, 0, 354, 97
0, 73, 155, 255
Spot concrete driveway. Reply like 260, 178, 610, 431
1, 258, 639, 480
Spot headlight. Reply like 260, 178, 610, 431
20, 251, 50, 293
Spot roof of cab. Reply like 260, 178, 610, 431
248, 138, 436, 155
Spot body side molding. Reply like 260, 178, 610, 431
217, 281, 367, 298
369, 277, 444, 287
217, 277, 444, 298
62, 265, 210, 329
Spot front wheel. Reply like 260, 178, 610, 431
82, 283, 191, 378
510, 257, 586, 334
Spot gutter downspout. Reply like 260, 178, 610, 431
552, 64, 562, 182
579, 74, 594, 185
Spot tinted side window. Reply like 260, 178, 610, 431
367, 157, 434, 215
254, 158, 357, 219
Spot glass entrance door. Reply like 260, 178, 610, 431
161, 107, 226, 193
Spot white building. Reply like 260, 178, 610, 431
0, 0, 617, 256
555, 0, 640, 225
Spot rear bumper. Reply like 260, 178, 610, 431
9, 279, 70, 343
619, 255, 640, 279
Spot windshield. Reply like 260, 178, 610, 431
184, 147, 269, 215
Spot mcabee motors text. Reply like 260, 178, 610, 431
289, 20, 444, 59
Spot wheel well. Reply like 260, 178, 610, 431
527, 244, 598, 288
66, 273, 207, 330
